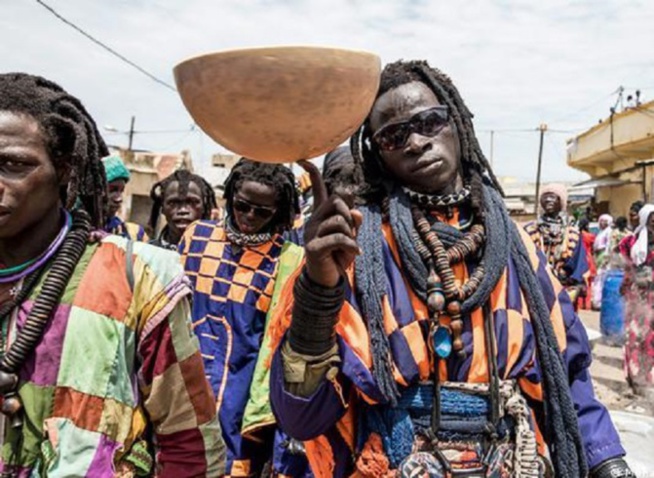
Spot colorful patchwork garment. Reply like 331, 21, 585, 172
180, 220, 311, 477
268, 212, 622, 477
0, 236, 225, 477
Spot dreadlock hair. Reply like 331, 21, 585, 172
223, 158, 300, 233
0, 73, 109, 228
323, 145, 364, 197
349, 63, 589, 476
149, 168, 217, 232
351, 60, 503, 221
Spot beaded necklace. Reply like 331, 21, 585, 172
0, 210, 72, 283
411, 206, 486, 358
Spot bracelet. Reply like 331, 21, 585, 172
289, 269, 345, 355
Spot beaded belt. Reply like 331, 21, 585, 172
358, 381, 548, 478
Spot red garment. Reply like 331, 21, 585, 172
579, 231, 597, 309
581, 231, 597, 276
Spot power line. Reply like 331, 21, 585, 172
35, 0, 176, 92
478, 128, 536, 133
548, 88, 620, 124
106, 126, 196, 135
159, 128, 198, 151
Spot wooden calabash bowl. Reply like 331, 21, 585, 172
174, 46, 381, 163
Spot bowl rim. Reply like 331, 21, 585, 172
173, 45, 381, 73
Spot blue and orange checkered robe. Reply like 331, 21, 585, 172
267, 213, 623, 477
0, 235, 224, 476
179, 220, 312, 477
105, 215, 149, 242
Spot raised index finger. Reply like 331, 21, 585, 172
298, 160, 328, 208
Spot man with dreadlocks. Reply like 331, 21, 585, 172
267, 60, 632, 478
179, 158, 311, 477
102, 154, 149, 242
524, 184, 589, 309
0, 73, 225, 476
149, 168, 217, 250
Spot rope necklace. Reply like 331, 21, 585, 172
411, 206, 485, 358
402, 187, 471, 209
0, 210, 72, 283
225, 216, 272, 247
0, 209, 90, 431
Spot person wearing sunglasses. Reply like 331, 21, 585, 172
268, 60, 633, 478
179, 158, 313, 477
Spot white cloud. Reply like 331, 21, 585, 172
2, 0, 654, 182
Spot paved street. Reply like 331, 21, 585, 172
579, 310, 654, 476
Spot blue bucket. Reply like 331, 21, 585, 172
600, 269, 625, 343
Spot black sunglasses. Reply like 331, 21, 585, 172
372, 105, 450, 152
232, 198, 277, 220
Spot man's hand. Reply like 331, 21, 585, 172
299, 160, 362, 287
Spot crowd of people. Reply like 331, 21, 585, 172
530, 189, 654, 407
0, 63, 648, 477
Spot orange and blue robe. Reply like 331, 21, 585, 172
523, 220, 589, 287
105, 215, 149, 242
267, 213, 622, 477
180, 220, 312, 477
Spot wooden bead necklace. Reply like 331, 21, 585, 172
411, 206, 486, 358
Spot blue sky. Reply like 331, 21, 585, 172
3, 0, 654, 182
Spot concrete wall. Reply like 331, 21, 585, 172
594, 163, 654, 216
597, 183, 643, 217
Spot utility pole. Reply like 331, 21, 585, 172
128, 116, 135, 151
534, 123, 548, 209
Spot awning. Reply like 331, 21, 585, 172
569, 176, 636, 190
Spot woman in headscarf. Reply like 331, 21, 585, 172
593, 214, 614, 265
619, 204, 654, 400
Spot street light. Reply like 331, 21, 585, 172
103, 116, 136, 150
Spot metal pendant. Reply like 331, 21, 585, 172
432, 326, 452, 359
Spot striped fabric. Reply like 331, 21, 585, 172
268, 214, 623, 477
180, 220, 312, 477
0, 236, 224, 477
105, 216, 149, 242
523, 220, 588, 285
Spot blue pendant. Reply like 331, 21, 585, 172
432, 326, 452, 359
